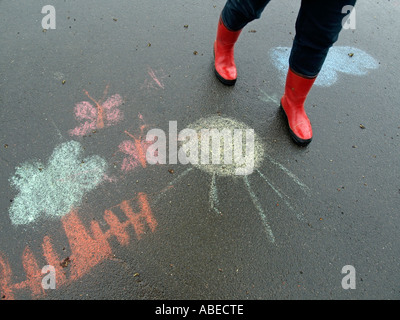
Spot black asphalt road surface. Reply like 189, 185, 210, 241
0, 0, 399, 300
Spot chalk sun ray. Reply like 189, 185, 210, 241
209, 172, 221, 215
243, 175, 275, 243
264, 154, 311, 196
255, 169, 304, 221
152, 167, 193, 205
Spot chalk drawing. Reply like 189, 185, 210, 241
183, 116, 310, 241
264, 153, 310, 196
0, 192, 157, 299
53, 71, 65, 81
118, 114, 154, 172
243, 175, 275, 243
141, 66, 167, 90
255, 169, 302, 221
8, 140, 108, 225
49, 117, 65, 141
151, 167, 193, 205
147, 115, 311, 243
269, 46, 379, 87
209, 172, 221, 215
69, 85, 124, 136
258, 89, 280, 106
119, 131, 152, 172
185, 116, 265, 177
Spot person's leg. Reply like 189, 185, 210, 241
281, 0, 357, 146
221, 0, 272, 31
214, 0, 271, 85
289, 0, 357, 77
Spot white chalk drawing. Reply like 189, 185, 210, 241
243, 175, 275, 242
151, 116, 310, 243
209, 172, 221, 215
270, 46, 379, 87
9, 141, 108, 225
258, 89, 280, 106
184, 116, 264, 176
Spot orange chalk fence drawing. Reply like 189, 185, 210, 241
0, 253, 14, 300
0, 192, 157, 300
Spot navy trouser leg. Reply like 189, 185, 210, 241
220, 0, 357, 76
221, 0, 272, 31
289, 0, 357, 77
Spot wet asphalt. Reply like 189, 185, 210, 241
0, 0, 399, 300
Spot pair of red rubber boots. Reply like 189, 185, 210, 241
214, 17, 314, 146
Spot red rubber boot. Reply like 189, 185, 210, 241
280, 68, 316, 146
214, 17, 242, 85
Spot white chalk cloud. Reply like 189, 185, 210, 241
9, 141, 107, 225
269, 46, 379, 87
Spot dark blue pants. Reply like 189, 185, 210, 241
221, 0, 357, 77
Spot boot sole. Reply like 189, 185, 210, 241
280, 104, 312, 147
214, 69, 236, 86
